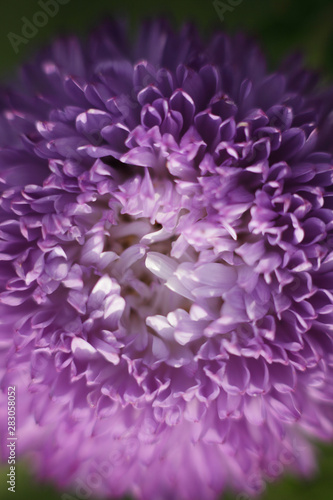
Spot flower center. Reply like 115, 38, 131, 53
103, 213, 193, 351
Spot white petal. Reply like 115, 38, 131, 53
145, 252, 177, 281
104, 295, 125, 321
92, 275, 113, 297
117, 244, 146, 271
152, 336, 170, 360
165, 276, 194, 300
146, 315, 174, 341
72, 337, 98, 360
141, 228, 173, 245
81, 233, 104, 265
194, 263, 237, 290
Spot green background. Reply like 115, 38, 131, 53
0, 0, 333, 498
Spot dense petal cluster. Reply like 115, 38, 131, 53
1, 19, 333, 500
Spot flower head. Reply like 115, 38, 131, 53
1, 18, 333, 500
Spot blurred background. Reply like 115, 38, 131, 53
0, 0, 333, 498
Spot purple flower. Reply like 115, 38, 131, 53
1, 18, 333, 500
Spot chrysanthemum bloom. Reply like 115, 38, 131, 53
1, 18, 333, 500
